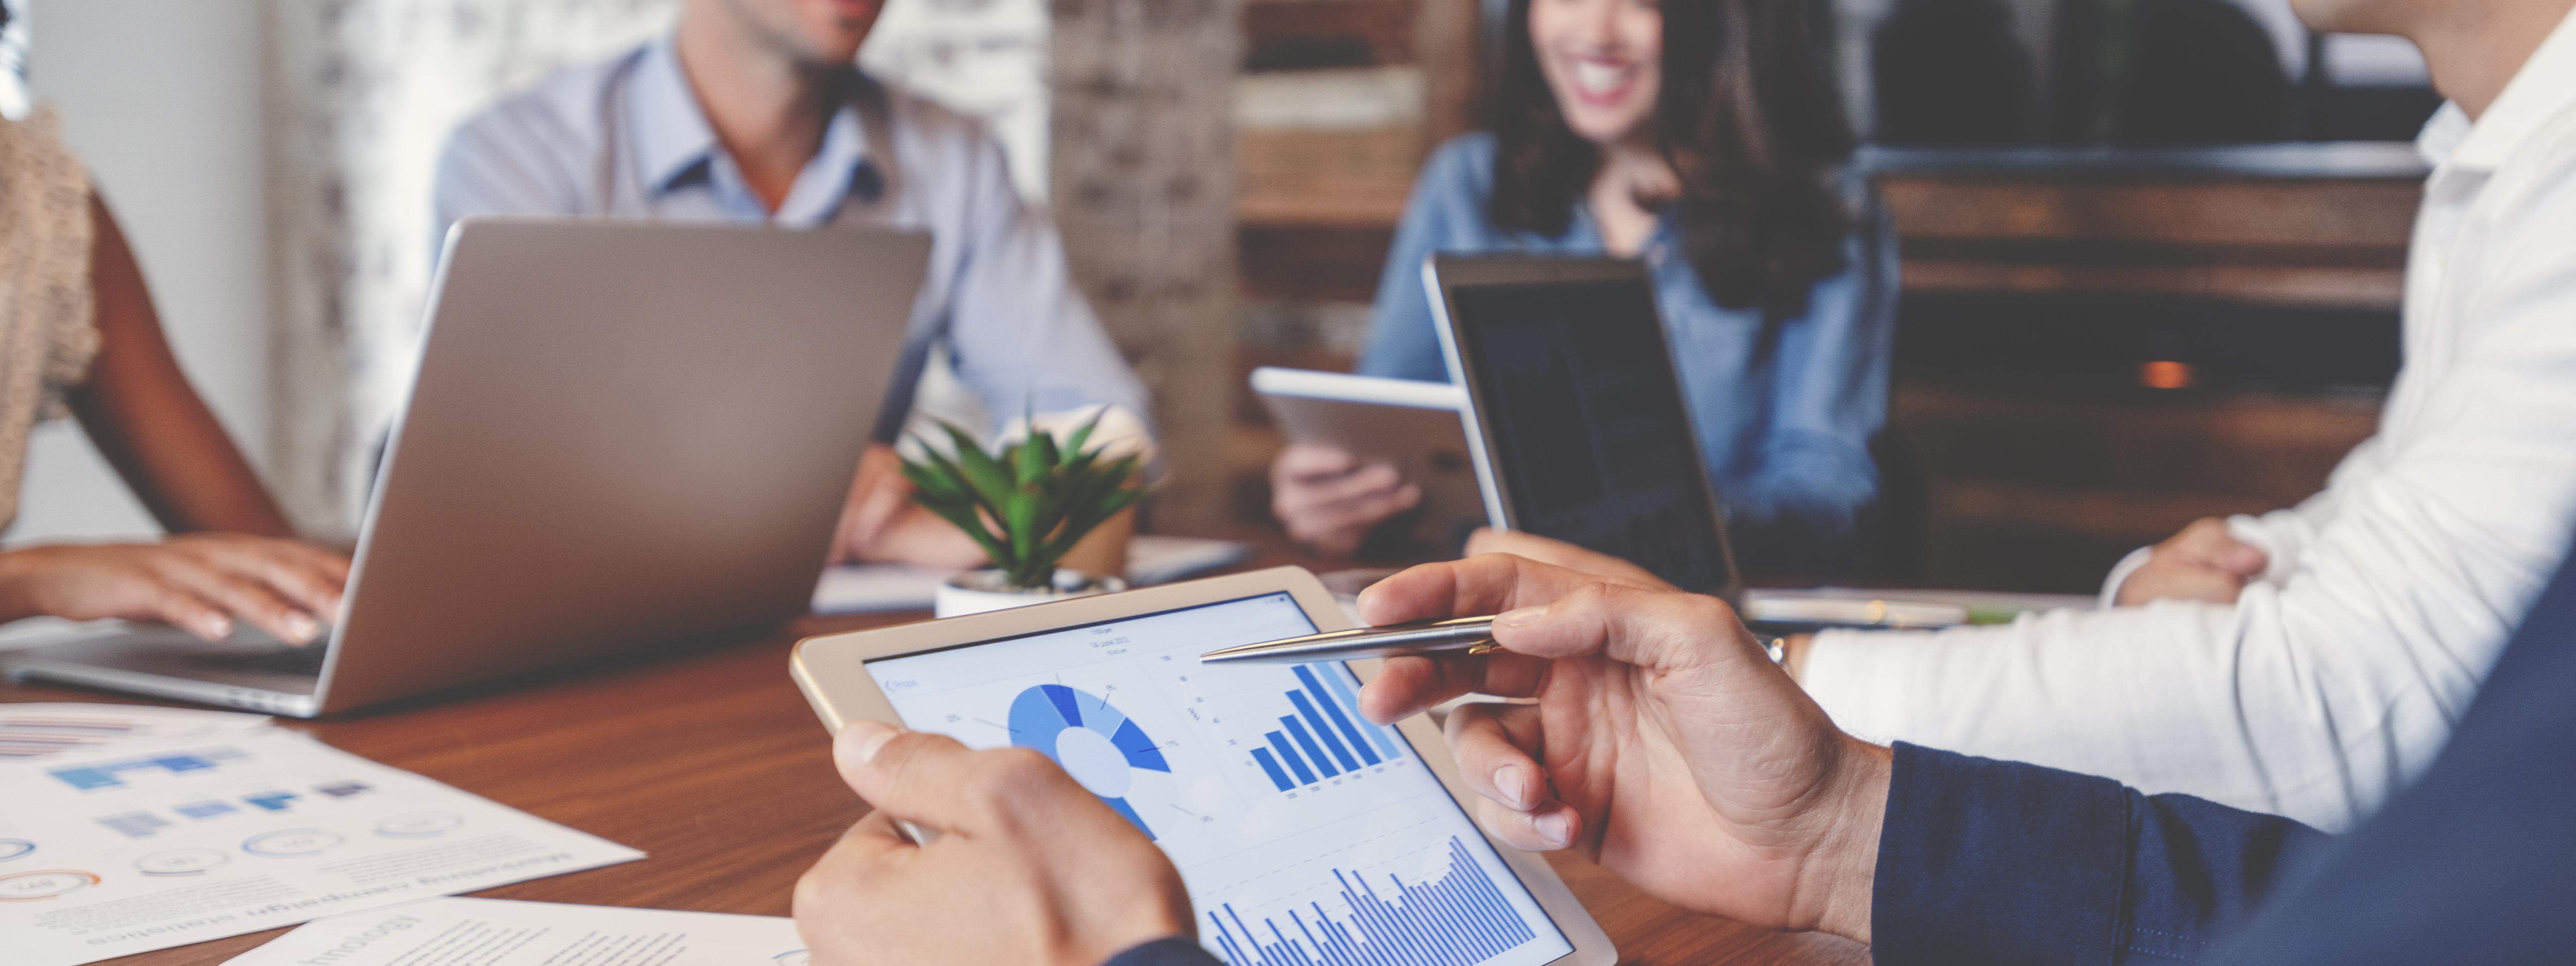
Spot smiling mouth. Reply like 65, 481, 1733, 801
1568, 59, 1639, 103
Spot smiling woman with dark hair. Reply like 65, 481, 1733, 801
1268, 0, 1896, 574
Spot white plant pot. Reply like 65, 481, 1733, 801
934, 569, 1129, 619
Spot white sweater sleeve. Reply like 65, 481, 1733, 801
2223, 432, 2391, 586
1801, 147, 2576, 831
2097, 434, 2390, 607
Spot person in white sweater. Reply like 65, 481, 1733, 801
1469, 0, 2576, 832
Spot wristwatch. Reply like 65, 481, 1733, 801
1760, 634, 1788, 667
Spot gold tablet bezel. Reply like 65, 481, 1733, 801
788, 565, 1617, 966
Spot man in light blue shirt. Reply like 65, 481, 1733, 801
432, 0, 1149, 566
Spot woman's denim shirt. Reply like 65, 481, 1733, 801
1356, 133, 1899, 570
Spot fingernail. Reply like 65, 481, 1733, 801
1495, 765, 1531, 809
1534, 810, 1572, 848
835, 720, 898, 769
201, 615, 232, 639
281, 613, 320, 644
1497, 606, 1546, 628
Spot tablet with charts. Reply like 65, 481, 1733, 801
790, 567, 1616, 966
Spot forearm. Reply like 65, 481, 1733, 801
1792, 592, 2452, 831
71, 195, 294, 537
1872, 743, 2322, 966
0, 547, 73, 623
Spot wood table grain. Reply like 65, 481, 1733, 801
3, 611, 1870, 966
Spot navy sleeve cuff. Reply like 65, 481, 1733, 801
1872, 743, 2324, 966
1100, 937, 1224, 966
1873, 742, 2132, 966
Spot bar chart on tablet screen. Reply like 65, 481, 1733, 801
866, 593, 1575, 966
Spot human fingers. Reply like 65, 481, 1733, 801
1285, 483, 1420, 543
261, 539, 353, 593
1278, 463, 1405, 512
120, 576, 236, 641
1443, 702, 1552, 811
188, 536, 347, 620
1356, 552, 1652, 628
2169, 518, 2267, 576
790, 810, 915, 965
1489, 581, 1756, 675
833, 720, 1076, 834
149, 545, 323, 644
801, 809, 915, 899
1274, 444, 1359, 480
1461, 530, 1678, 590
1357, 650, 1549, 724
2115, 562, 2246, 607
1474, 796, 1582, 853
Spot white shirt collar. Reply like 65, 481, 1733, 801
2422, 4, 2576, 173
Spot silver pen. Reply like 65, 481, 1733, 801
1200, 616, 1501, 664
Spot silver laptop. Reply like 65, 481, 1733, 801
2, 218, 928, 716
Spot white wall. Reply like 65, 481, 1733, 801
10, 0, 272, 544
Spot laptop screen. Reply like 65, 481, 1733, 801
1445, 273, 1737, 596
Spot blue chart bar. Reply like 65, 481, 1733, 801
1251, 748, 1296, 791
1294, 666, 1380, 767
1205, 836, 1537, 966
1314, 666, 1405, 762
1250, 665, 1408, 792
1281, 718, 1340, 778
1266, 731, 1318, 785
98, 811, 171, 838
242, 791, 298, 812
1288, 691, 1362, 772
175, 800, 237, 819
47, 749, 240, 791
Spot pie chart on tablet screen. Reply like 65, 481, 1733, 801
1008, 684, 1171, 839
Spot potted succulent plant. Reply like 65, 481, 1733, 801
903, 411, 1148, 617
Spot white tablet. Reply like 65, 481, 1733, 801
1251, 367, 1487, 553
790, 567, 1616, 966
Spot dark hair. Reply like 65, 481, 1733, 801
1489, 0, 1856, 316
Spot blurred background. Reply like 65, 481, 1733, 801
4, 0, 2435, 592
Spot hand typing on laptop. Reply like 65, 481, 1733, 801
0, 534, 348, 644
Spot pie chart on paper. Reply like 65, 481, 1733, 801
1007, 684, 1172, 839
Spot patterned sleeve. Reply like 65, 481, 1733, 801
6, 107, 99, 413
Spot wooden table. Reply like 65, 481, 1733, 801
4, 611, 1870, 966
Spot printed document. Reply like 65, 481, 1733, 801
0, 702, 271, 759
1, 712, 643, 966
222, 898, 807, 966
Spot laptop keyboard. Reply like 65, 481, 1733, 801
203, 640, 333, 675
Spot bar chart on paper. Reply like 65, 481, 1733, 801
1250, 663, 1405, 792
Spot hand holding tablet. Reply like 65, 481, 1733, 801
797, 719, 1196, 966
791, 567, 1616, 966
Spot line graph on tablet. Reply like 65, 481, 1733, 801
865, 593, 1574, 966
